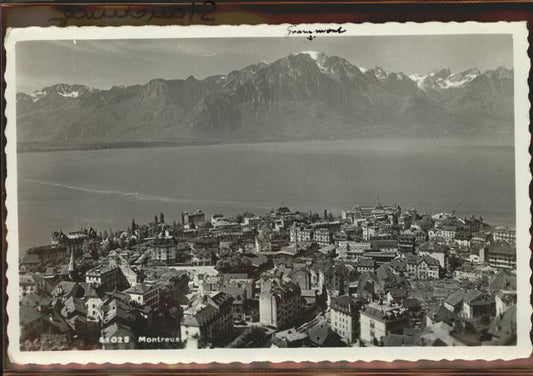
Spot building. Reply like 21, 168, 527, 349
454, 231, 472, 248
124, 283, 160, 308
337, 241, 370, 261
85, 265, 123, 290
51, 231, 87, 256
150, 238, 178, 264
84, 286, 106, 321
404, 254, 440, 280
359, 302, 409, 345
290, 225, 313, 243
20, 274, 38, 297
356, 257, 376, 274
466, 215, 484, 233
438, 225, 458, 243
488, 270, 516, 293
462, 291, 495, 320
418, 240, 448, 268
27, 244, 66, 266
255, 230, 288, 253
495, 290, 517, 316
485, 240, 516, 269
259, 277, 301, 329
313, 228, 332, 247
181, 210, 206, 228
180, 292, 234, 348
330, 295, 363, 345
416, 255, 440, 280
398, 234, 416, 254
211, 213, 225, 226
444, 291, 465, 314
492, 228, 516, 245
20, 254, 42, 273
243, 215, 262, 228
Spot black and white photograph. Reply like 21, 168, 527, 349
4, 22, 531, 364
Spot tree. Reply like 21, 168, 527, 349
324, 209, 328, 220
160, 212, 165, 224
419, 215, 434, 232
131, 218, 137, 232
215, 253, 253, 274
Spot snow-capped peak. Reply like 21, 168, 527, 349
371, 67, 388, 80
408, 73, 427, 88
410, 68, 480, 90
29, 83, 96, 102
299, 50, 323, 60
359, 66, 367, 73
298, 50, 328, 73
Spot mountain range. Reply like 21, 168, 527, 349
16, 51, 514, 149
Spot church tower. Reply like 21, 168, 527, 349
68, 248, 78, 281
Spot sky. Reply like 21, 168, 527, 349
16, 34, 513, 93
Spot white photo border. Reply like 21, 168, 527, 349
4, 22, 531, 365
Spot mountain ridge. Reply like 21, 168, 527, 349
16, 51, 514, 148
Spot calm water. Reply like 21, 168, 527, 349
16, 139, 515, 252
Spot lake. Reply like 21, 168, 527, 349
16, 138, 515, 252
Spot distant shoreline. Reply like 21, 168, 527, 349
17, 135, 514, 153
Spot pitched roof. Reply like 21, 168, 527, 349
418, 240, 448, 253
464, 291, 493, 305
445, 291, 465, 307
331, 295, 363, 314
488, 305, 516, 342
22, 254, 41, 264
124, 283, 156, 295
182, 303, 218, 327
419, 255, 440, 267
387, 288, 407, 299
426, 304, 460, 326
20, 306, 42, 326
357, 257, 375, 268
489, 270, 517, 292
487, 240, 515, 256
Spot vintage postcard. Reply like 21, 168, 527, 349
4, 22, 531, 365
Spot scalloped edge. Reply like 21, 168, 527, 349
4, 21, 532, 367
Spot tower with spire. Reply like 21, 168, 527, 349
68, 248, 78, 281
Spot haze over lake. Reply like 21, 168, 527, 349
17, 138, 515, 252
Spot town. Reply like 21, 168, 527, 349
19, 203, 517, 350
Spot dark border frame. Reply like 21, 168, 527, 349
2, 1, 532, 374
